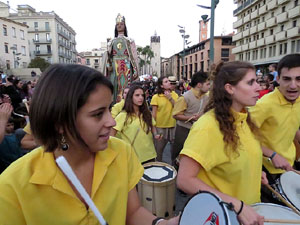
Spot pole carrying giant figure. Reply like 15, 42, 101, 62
102, 14, 139, 103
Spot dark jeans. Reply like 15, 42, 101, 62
171, 125, 190, 166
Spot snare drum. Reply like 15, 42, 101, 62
252, 203, 300, 225
276, 171, 300, 211
179, 191, 239, 225
137, 162, 177, 218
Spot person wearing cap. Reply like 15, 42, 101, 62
102, 13, 139, 103
168, 76, 181, 96
172, 72, 210, 167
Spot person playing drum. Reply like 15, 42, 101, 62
249, 54, 300, 202
177, 61, 267, 225
0, 64, 178, 225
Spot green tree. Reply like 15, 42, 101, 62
28, 57, 51, 72
137, 46, 154, 74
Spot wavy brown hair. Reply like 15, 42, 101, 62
124, 85, 153, 134
204, 61, 259, 155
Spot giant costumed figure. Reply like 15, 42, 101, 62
102, 14, 139, 103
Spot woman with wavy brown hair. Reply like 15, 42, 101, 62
111, 85, 158, 163
177, 61, 268, 225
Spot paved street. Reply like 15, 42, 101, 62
161, 143, 191, 215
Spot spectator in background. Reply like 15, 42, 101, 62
258, 80, 271, 99
3, 75, 22, 110
169, 76, 181, 96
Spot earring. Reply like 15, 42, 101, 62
60, 135, 69, 151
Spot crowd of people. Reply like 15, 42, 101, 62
0, 44, 300, 225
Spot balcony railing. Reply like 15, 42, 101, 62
32, 39, 52, 44
28, 27, 51, 32
34, 50, 52, 55
233, 0, 257, 16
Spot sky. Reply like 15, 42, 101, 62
8, 0, 236, 57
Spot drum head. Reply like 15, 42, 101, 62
252, 203, 300, 225
142, 162, 176, 182
179, 192, 239, 225
280, 171, 300, 211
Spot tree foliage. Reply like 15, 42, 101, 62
28, 57, 51, 72
137, 46, 154, 73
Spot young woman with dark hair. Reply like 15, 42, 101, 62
177, 61, 267, 225
111, 85, 158, 163
150, 76, 179, 161
0, 64, 178, 225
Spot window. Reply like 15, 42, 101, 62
297, 40, 300, 52
271, 12, 274, 17
201, 52, 204, 60
4, 43, 8, 53
293, 20, 297, 28
47, 45, 51, 53
94, 59, 99, 63
35, 33, 39, 41
221, 48, 230, 57
281, 25, 284, 32
46, 33, 50, 41
86, 59, 90, 65
34, 22, 38, 28
45, 22, 49, 30
36, 45, 40, 53
292, 41, 296, 53
261, 32, 264, 38
269, 46, 272, 57
12, 27, 16, 37
3, 25, 7, 36
282, 6, 285, 13
295, 0, 299, 7
20, 30, 24, 39
270, 29, 273, 35
21, 46, 26, 55
279, 43, 287, 55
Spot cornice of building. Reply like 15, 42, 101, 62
0, 16, 29, 28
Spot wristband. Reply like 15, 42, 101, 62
236, 200, 244, 215
152, 217, 165, 225
268, 152, 277, 161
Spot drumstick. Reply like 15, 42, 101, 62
265, 183, 300, 217
185, 98, 205, 124
264, 219, 300, 224
23, 99, 29, 113
56, 156, 108, 225
185, 116, 194, 123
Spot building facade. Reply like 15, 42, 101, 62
80, 43, 107, 71
232, 0, 300, 67
150, 32, 161, 77
178, 36, 235, 80
0, 2, 77, 64
0, 16, 30, 71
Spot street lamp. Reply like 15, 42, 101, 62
197, 0, 219, 66
178, 25, 190, 79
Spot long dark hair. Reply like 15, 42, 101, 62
123, 85, 153, 134
156, 76, 168, 94
114, 24, 128, 37
204, 61, 258, 155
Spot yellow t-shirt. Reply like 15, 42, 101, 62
114, 111, 157, 163
111, 99, 125, 119
23, 123, 31, 135
150, 91, 178, 128
180, 109, 262, 205
0, 137, 144, 225
249, 88, 300, 174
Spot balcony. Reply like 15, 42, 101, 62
34, 50, 52, 56
289, 6, 300, 19
257, 38, 265, 47
242, 43, 249, 51
232, 32, 243, 42
251, 9, 258, 19
28, 27, 51, 33
58, 29, 70, 40
277, 12, 288, 24
250, 26, 258, 35
267, 0, 277, 10
287, 27, 300, 38
266, 17, 276, 27
233, 0, 258, 16
32, 39, 52, 44
233, 18, 243, 29
259, 5, 267, 15
275, 31, 286, 41
265, 35, 275, 44
249, 40, 257, 49
278, 0, 289, 4
232, 46, 242, 54
244, 14, 250, 23
257, 22, 266, 32
243, 29, 250, 37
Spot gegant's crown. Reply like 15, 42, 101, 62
116, 13, 125, 24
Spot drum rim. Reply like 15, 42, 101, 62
179, 191, 231, 225
141, 162, 177, 185
279, 171, 300, 211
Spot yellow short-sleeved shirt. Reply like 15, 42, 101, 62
150, 91, 178, 128
23, 123, 31, 135
249, 88, 300, 174
0, 137, 144, 225
111, 99, 125, 118
114, 111, 157, 163
180, 109, 262, 205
